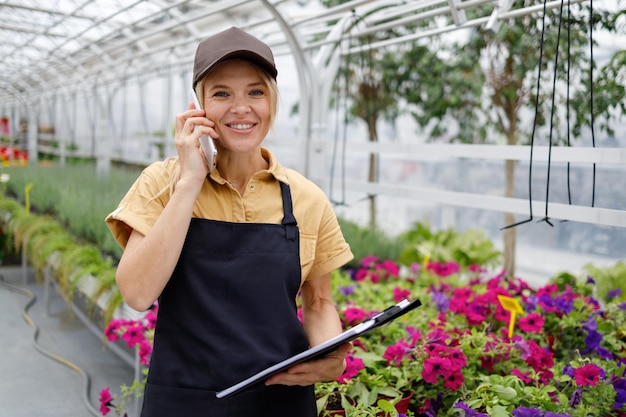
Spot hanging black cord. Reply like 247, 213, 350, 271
501, 0, 550, 230
566, 0, 573, 206
588, 0, 597, 207
539, 0, 567, 227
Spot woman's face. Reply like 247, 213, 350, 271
201, 60, 272, 154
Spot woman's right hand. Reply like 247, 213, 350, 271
174, 103, 218, 186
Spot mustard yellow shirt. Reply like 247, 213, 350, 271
105, 148, 353, 282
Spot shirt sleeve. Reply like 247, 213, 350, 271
104, 161, 172, 249
306, 197, 354, 279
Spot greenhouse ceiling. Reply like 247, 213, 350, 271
1, 0, 588, 106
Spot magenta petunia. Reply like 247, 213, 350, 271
122, 324, 146, 348
518, 313, 544, 333
512, 368, 533, 384
444, 368, 464, 390
99, 387, 113, 415
573, 363, 603, 386
104, 320, 124, 342
336, 354, 365, 384
343, 307, 367, 324
393, 286, 412, 302
422, 356, 452, 384
378, 260, 400, 278
446, 347, 467, 370
383, 339, 411, 366
138, 339, 153, 366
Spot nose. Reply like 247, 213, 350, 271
230, 95, 250, 114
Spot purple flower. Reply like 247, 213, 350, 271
586, 275, 595, 285
453, 402, 489, 417
431, 290, 449, 312
613, 377, 626, 409
597, 346, 614, 360
339, 285, 356, 296
512, 407, 543, 417
581, 317, 597, 332
608, 289, 623, 299
554, 296, 574, 314
583, 329, 602, 352
619, 302, 626, 310
569, 387, 583, 407
545, 413, 572, 417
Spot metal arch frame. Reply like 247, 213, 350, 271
1, 0, 603, 106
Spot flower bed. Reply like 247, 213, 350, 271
321, 257, 626, 417
99, 256, 626, 417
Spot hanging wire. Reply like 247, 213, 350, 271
561, 0, 573, 223
566, 0, 573, 206
501, 0, 551, 230
588, 0, 597, 208
539, 0, 567, 227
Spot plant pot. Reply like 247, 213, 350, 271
319, 396, 356, 417
376, 393, 413, 416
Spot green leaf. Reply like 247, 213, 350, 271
489, 405, 510, 417
494, 385, 517, 401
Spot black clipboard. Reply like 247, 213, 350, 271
216, 298, 421, 399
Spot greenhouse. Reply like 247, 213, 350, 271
1, 0, 625, 416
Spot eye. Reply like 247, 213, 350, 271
212, 91, 228, 97
249, 89, 265, 97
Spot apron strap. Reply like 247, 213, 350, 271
279, 182, 297, 241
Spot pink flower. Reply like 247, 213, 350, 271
422, 356, 452, 384
383, 339, 411, 366
138, 339, 153, 366
444, 369, 464, 390
512, 368, 533, 384
145, 310, 158, 329
336, 354, 365, 384
360, 255, 378, 268
446, 347, 467, 369
518, 313, 544, 333
427, 261, 460, 277
343, 307, 367, 324
99, 388, 113, 415
378, 260, 400, 278
104, 320, 124, 342
393, 287, 412, 302
574, 363, 603, 386
122, 324, 146, 348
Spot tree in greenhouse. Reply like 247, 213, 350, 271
321, 1, 420, 229
395, 1, 625, 277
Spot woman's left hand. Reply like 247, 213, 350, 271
264, 342, 351, 386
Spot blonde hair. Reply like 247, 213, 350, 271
159, 60, 279, 199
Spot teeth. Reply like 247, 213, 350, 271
230, 123, 253, 130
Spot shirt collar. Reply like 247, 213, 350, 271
209, 147, 288, 184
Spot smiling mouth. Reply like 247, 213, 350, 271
228, 123, 255, 130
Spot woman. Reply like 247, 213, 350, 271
105, 27, 354, 417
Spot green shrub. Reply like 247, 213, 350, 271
397, 221, 501, 269
338, 217, 405, 269
2, 162, 141, 259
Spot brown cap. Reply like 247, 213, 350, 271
192, 27, 277, 90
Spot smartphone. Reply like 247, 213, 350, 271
191, 91, 217, 173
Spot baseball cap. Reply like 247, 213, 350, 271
192, 27, 277, 90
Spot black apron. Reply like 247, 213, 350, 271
141, 182, 317, 417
